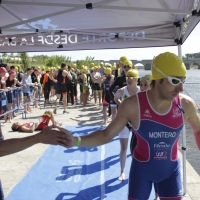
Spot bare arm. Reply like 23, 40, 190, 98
20, 123, 36, 133
114, 88, 123, 105
181, 94, 200, 150
49, 71, 57, 83
12, 78, 17, 87
57, 97, 135, 147
0, 126, 72, 157
63, 70, 72, 80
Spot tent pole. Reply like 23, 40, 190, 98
178, 44, 187, 196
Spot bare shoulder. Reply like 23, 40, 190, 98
118, 95, 139, 126
179, 93, 198, 114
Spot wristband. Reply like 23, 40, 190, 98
76, 136, 81, 147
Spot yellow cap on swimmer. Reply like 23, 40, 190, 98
119, 56, 128, 65
104, 67, 112, 75
72, 63, 76, 68
126, 69, 139, 80
124, 59, 132, 67
112, 65, 116, 70
140, 74, 153, 84
90, 63, 95, 67
81, 67, 87, 73
152, 52, 186, 80
93, 66, 98, 70
106, 63, 112, 68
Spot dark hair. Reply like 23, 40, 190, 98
11, 126, 20, 132
31, 66, 35, 70
61, 63, 66, 68
10, 65, 15, 70
27, 67, 32, 72
151, 79, 164, 88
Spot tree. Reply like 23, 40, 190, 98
76, 56, 99, 69
1, 53, 7, 62
18, 52, 30, 70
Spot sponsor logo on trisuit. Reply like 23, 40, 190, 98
144, 109, 152, 118
154, 151, 167, 160
172, 107, 181, 118
154, 142, 170, 149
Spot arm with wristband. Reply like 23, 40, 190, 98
57, 96, 136, 148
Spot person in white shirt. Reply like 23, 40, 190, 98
114, 69, 140, 181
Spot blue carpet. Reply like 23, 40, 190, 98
7, 126, 155, 200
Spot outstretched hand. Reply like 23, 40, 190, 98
37, 126, 75, 147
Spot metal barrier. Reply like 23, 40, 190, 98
0, 85, 41, 120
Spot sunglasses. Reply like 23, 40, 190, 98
123, 66, 131, 69
152, 63, 186, 86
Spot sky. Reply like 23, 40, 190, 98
28, 22, 200, 62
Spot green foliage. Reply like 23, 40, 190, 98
76, 56, 100, 69
18, 52, 30, 71
32, 54, 71, 67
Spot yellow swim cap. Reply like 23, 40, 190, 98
106, 63, 112, 68
104, 68, 112, 75
126, 69, 139, 80
46, 67, 50, 72
119, 56, 127, 64
90, 63, 95, 67
152, 52, 186, 80
93, 66, 98, 70
124, 60, 132, 67
72, 63, 76, 68
81, 67, 87, 73
112, 65, 116, 70
140, 74, 153, 84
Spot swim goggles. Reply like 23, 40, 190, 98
152, 63, 186, 86
126, 76, 137, 80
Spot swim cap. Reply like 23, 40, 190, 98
112, 65, 116, 70
72, 63, 76, 68
106, 63, 112, 68
81, 67, 87, 73
90, 63, 95, 67
119, 56, 127, 65
126, 69, 139, 80
152, 52, 186, 80
93, 66, 98, 70
124, 60, 132, 67
46, 67, 50, 72
140, 74, 153, 84
104, 68, 112, 75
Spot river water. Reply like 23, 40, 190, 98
138, 69, 200, 175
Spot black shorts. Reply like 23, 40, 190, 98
56, 83, 67, 94
6, 91, 14, 104
93, 83, 101, 91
